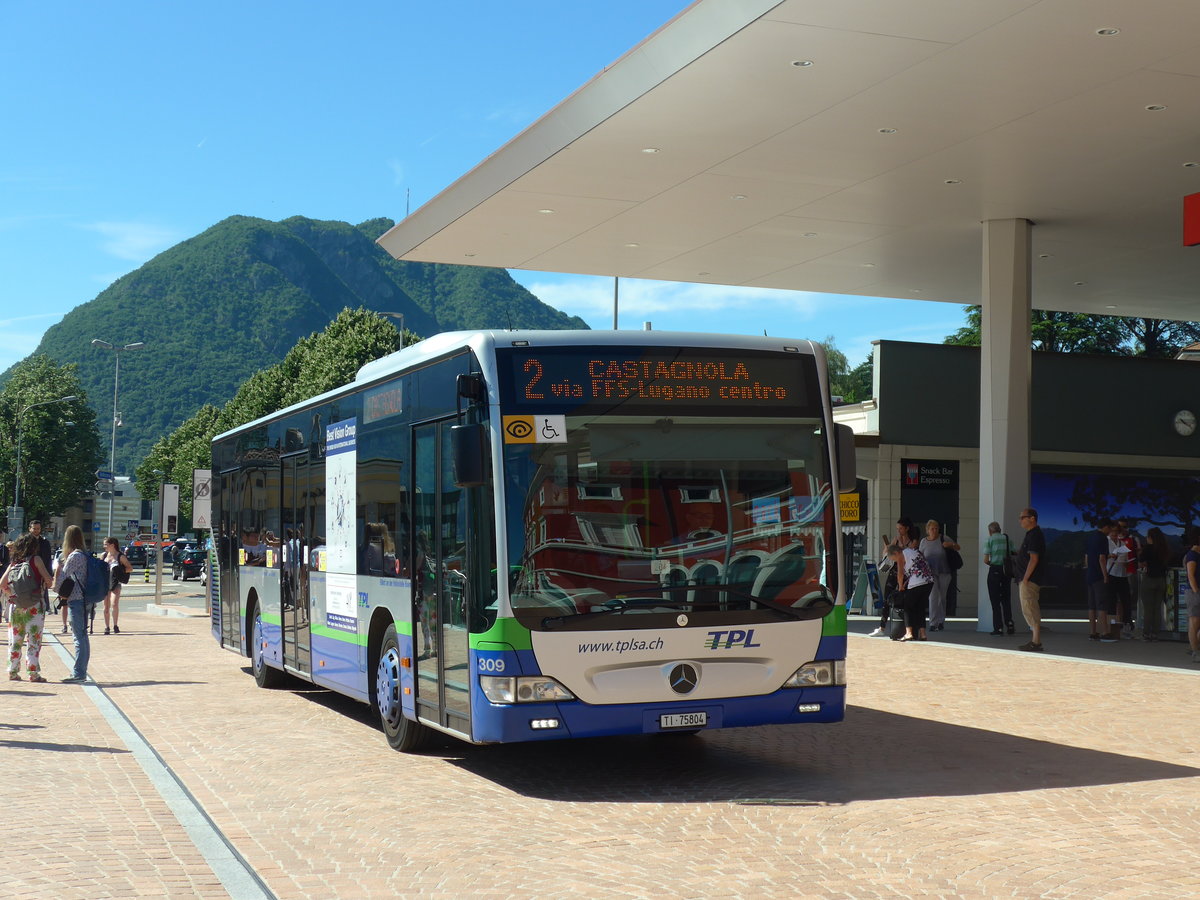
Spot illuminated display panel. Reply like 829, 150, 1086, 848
363, 381, 403, 424
498, 347, 819, 417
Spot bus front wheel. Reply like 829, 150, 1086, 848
376, 625, 432, 752
251, 605, 285, 689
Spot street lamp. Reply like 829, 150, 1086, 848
92, 339, 145, 539
12, 395, 77, 531
380, 311, 405, 341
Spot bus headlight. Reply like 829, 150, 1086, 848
783, 660, 846, 688
480, 676, 576, 704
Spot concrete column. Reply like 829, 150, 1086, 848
977, 218, 1032, 632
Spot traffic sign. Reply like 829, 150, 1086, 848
95, 469, 114, 481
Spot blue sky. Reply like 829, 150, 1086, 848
0, 0, 969, 375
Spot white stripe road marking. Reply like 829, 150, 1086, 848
48, 635, 275, 900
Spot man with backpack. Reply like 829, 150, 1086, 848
1, 532, 54, 682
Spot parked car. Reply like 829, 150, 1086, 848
172, 548, 206, 581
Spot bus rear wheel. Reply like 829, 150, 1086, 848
376, 625, 432, 752
251, 605, 285, 689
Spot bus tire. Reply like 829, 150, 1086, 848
376, 624, 432, 752
251, 603, 285, 689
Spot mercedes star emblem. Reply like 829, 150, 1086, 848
669, 663, 699, 694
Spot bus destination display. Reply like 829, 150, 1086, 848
507, 350, 809, 410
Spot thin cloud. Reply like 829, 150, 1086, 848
81, 221, 183, 262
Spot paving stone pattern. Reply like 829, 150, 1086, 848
2, 595, 1199, 898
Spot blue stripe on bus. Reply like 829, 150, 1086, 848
470, 683, 845, 743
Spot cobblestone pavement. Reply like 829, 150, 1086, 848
3, 594, 1198, 898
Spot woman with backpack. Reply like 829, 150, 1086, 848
1, 532, 54, 682
54, 525, 92, 683
102, 537, 132, 635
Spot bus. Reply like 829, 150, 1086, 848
210, 330, 855, 751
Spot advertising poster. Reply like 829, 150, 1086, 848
325, 418, 357, 632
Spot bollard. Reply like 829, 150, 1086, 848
144, 567, 149, 583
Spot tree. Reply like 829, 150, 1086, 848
0, 355, 103, 524
137, 309, 412, 514
944, 306, 1200, 357
818, 337, 873, 403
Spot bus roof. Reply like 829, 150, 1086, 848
215, 329, 822, 443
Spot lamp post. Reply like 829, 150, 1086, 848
380, 311, 405, 342
12, 395, 77, 531
92, 339, 145, 540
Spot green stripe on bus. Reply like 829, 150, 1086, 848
470, 616, 532, 650
822, 604, 848, 636
310, 623, 369, 646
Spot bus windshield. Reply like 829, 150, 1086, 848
501, 414, 836, 630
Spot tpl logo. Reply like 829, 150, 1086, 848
705, 629, 762, 650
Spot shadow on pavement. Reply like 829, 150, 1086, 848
444, 706, 1200, 804
97, 680, 206, 688
0, 739, 130, 754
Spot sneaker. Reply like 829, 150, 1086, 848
868, 627, 885, 637
8, 673, 20, 681
990, 629, 1003, 636
104, 627, 110, 635
62, 675, 87, 684
1089, 633, 1100, 641
1099, 634, 1118, 643
1018, 641, 1043, 652
114, 626, 120, 634
1006, 626, 1015, 635
28, 675, 47, 683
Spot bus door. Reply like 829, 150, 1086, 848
218, 472, 240, 651
412, 419, 471, 737
281, 454, 312, 675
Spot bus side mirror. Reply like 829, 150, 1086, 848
451, 423, 488, 487
835, 423, 856, 493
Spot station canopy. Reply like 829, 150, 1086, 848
379, 0, 1200, 320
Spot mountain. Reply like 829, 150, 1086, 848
16, 215, 588, 469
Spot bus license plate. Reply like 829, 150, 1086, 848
660, 712, 707, 729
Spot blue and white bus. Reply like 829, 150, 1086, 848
211, 330, 854, 750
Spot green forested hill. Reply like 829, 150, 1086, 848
17, 215, 588, 469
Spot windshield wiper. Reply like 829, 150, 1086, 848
540, 584, 833, 629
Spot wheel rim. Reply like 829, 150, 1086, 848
376, 644, 403, 731
252, 613, 265, 674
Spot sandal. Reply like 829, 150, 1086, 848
29, 675, 47, 683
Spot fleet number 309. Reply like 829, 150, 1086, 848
478, 657, 506, 673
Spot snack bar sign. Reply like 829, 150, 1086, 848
901, 458, 959, 491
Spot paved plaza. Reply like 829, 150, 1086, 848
3, 584, 1199, 898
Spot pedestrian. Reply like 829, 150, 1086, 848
1116, 518, 1140, 638
0, 534, 9, 625
982, 521, 1015, 635
102, 537, 131, 635
1183, 527, 1200, 664
919, 519, 960, 633
2, 533, 54, 682
28, 520, 60, 634
1107, 522, 1133, 639
886, 540, 934, 642
1016, 507, 1046, 652
54, 524, 92, 683
1138, 527, 1169, 641
1084, 519, 1116, 642
869, 517, 917, 637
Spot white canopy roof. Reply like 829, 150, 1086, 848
379, 0, 1200, 319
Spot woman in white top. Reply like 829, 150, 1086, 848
888, 542, 935, 642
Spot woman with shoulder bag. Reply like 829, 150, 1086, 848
54, 525, 91, 683
102, 536, 132, 635
1, 533, 54, 682
919, 519, 961, 632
